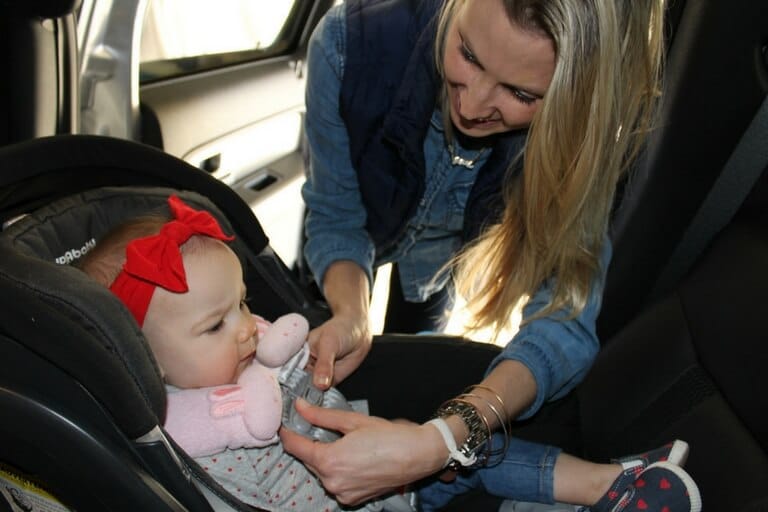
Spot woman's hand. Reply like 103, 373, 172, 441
307, 311, 372, 389
280, 399, 447, 506
308, 260, 373, 389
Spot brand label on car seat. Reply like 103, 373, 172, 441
54, 238, 96, 265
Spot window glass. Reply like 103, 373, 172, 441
140, 0, 296, 82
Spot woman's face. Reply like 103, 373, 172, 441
443, 0, 556, 137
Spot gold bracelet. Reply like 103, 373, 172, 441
465, 384, 507, 417
460, 393, 509, 466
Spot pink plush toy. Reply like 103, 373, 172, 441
164, 313, 310, 458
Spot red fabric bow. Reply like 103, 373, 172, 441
110, 195, 234, 326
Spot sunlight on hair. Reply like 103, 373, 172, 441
444, 295, 521, 346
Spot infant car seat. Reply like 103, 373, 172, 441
0, 134, 330, 511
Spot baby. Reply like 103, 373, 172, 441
78, 195, 415, 512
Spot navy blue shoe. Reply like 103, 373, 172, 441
589, 440, 689, 511
593, 461, 702, 512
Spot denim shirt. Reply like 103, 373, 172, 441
302, 3, 609, 418
303, 4, 488, 302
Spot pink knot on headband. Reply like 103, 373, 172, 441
110, 195, 234, 326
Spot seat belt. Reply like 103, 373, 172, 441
651, 94, 768, 300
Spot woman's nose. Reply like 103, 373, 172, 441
460, 78, 495, 119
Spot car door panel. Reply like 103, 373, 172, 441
139, 39, 311, 268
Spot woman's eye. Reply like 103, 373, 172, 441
460, 43, 478, 65
507, 87, 537, 106
207, 320, 224, 333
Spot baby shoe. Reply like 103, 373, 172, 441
592, 440, 689, 510
591, 461, 702, 512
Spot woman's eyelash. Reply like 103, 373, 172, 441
208, 320, 224, 333
508, 88, 536, 105
460, 43, 477, 64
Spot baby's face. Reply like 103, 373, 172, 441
142, 241, 257, 388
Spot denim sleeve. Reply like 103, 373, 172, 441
301, 5, 376, 292
488, 239, 612, 420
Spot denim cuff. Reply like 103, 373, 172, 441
478, 435, 561, 504
304, 233, 375, 293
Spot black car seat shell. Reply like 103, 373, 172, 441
0, 135, 330, 512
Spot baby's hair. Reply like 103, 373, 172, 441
78, 214, 170, 287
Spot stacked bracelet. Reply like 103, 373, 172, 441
466, 384, 510, 465
432, 398, 491, 471
430, 385, 511, 470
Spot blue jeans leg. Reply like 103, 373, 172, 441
417, 434, 561, 511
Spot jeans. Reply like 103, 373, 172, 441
418, 434, 562, 510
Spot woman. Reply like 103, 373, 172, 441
288, 0, 668, 508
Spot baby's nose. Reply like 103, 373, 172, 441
239, 316, 258, 344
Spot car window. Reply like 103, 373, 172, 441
139, 0, 298, 83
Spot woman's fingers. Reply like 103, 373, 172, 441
281, 401, 447, 506
278, 427, 322, 473
298, 398, 378, 435
307, 328, 337, 389
307, 315, 372, 389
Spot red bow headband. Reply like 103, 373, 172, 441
110, 195, 234, 326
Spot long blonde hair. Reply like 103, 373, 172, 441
437, 0, 665, 336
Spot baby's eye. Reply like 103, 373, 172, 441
240, 298, 250, 310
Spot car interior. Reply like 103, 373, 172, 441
0, 0, 767, 511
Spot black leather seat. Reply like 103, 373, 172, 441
579, 172, 768, 509
600, 0, 768, 340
